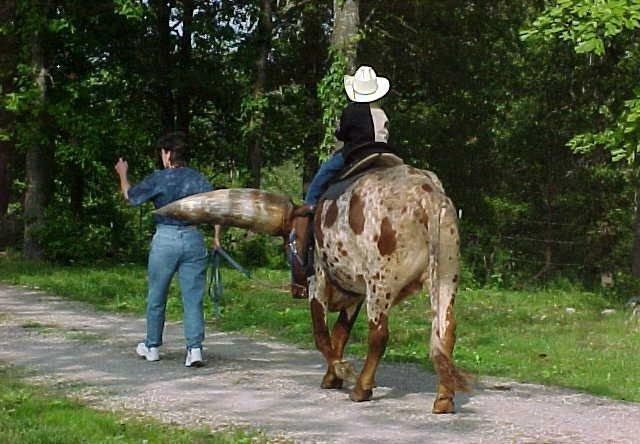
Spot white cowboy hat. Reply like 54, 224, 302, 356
343, 66, 390, 103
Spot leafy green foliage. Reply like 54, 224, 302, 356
523, 1, 640, 172
113, 0, 144, 20
521, 0, 640, 56
316, 48, 349, 158
2, 0, 640, 286
569, 95, 640, 170
521, 0, 640, 280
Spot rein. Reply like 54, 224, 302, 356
207, 247, 251, 317
207, 247, 306, 317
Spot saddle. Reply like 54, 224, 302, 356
323, 142, 403, 201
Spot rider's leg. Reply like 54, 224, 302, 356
304, 152, 344, 206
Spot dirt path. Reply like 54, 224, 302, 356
0, 284, 638, 443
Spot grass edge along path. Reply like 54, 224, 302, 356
0, 257, 639, 404
0, 364, 280, 444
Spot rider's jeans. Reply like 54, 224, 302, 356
145, 224, 208, 350
304, 152, 345, 205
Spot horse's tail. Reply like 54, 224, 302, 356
426, 195, 471, 392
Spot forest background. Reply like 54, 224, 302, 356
2, 0, 640, 294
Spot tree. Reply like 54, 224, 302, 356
0, 0, 17, 217
150, 0, 174, 134
522, 0, 640, 276
176, 0, 195, 133
316, 0, 359, 157
332, 0, 359, 72
19, 0, 55, 259
246, 0, 274, 188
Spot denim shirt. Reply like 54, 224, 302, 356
127, 167, 213, 226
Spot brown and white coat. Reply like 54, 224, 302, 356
304, 164, 468, 412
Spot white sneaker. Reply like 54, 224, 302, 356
136, 342, 159, 362
185, 347, 204, 367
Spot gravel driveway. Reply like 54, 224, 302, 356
0, 284, 638, 444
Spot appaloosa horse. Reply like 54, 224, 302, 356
156, 164, 470, 413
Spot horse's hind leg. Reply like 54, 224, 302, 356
324, 301, 363, 388
350, 312, 389, 401
430, 297, 458, 413
350, 280, 395, 402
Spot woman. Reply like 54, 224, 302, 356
115, 132, 220, 367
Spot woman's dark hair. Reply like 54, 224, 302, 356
156, 131, 187, 167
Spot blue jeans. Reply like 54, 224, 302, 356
304, 152, 345, 205
145, 224, 208, 350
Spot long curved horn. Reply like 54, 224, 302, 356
154, 188, 293, 236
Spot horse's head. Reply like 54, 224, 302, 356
286, 204, 317, 299
155, 189, 312, 298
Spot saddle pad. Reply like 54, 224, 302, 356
320, 154, 404, 202
320, 170, 369, 201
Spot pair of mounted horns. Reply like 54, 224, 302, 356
154, 188, 294, 236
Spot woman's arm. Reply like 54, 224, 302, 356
114, 158, 131, 200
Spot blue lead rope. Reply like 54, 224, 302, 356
208, 247, 251, 317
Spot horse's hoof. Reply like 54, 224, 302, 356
349, 386, 372, 402
321, 372, 343, 389
432, 396, 455, 414
333, 360, 357, 383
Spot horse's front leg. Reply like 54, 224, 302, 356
309, 270, 341, 387
309, 296, 343, 388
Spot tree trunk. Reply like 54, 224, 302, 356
631, 190, 640, 277
247, 0, 273, 189
332, 0, 359, 72
176, 0, 193, 134
532, 243, 553, 281
301, 6, 325, 195
0, 0, 17, 217
0, 135, 8, 216
69, 166, 84, 217
152, 0, 174, 134
24, 1, 54, 260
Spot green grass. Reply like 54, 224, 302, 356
0, 365, 273, 444
1, 256, 639, 403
